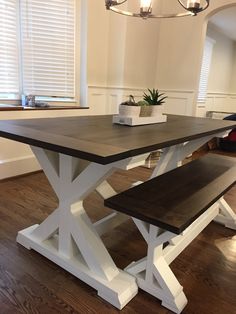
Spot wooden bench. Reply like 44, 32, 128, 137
105, 154, 236, 234
104, 154, 236, 313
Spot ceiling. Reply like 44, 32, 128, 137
210, 7, 236, 41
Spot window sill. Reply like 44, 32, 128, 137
0, 105, 89, 111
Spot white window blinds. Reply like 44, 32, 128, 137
21, 0, 76, 97
0, 0, 20, 94
198, 37, 215, 102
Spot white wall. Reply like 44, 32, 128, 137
87, 1, 110, 86
207, 23, 235, 93
87, 0, 161, 89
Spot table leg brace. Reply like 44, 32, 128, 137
17, 147, 138, 309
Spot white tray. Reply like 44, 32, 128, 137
113, 114, 167, 126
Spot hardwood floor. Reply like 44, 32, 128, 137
0, 155, 235, 314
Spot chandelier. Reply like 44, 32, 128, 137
105, 0, 210, 19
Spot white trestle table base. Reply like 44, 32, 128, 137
16, 146, 150, 309
17, 224, 137, 308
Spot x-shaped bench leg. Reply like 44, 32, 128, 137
125, 203, 219, 313
125, 221, 187, 313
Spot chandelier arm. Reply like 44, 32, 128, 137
109, 7, 138, 17
202, 0, 210, 10
109, 7, 193, 18
154, 12, 194, 18
105, 0, 127, 9
115, 0, 127, 5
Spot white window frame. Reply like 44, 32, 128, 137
0, 0, 86, 106
197, 36, 216, 103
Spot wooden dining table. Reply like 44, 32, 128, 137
0, 114, 235, 312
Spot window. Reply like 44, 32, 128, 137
0, 0, 20, 96
0, 0, 77, 101
198, 37, 215, 102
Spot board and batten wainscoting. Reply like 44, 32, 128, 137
0, 87, 194, 179
88, 85, 195, 116
196, 92, 236, 117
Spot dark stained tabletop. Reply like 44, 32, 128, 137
0, 115, 235, 164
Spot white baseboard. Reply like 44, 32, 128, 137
0, 155, 41, 180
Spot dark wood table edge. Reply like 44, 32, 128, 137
0, 124, 235, 164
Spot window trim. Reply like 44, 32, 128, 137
197, 36, 216, 103
0, 0, 85, 106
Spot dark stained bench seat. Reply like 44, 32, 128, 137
105, 154, 236, 234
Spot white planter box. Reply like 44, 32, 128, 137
113, 114, 167, 126
151, 105, 164, 117
119, 105, 140, 117
140, 106, 152, 117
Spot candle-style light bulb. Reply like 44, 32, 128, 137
140, 0, 152, 7
187, 0, 201, 10
140, 0, 152, 16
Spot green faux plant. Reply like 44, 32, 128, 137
137, 100, 149, 107
143, 88, 167, 106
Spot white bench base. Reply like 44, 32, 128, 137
125, 202, 220, 313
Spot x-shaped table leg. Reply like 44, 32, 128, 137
17, 146, 139, 309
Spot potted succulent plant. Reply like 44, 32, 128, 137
143, 88, 167, 117
119, 95, 140, 117
137, 99, 152, 117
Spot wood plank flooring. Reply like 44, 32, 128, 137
0, 156, 235, 314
